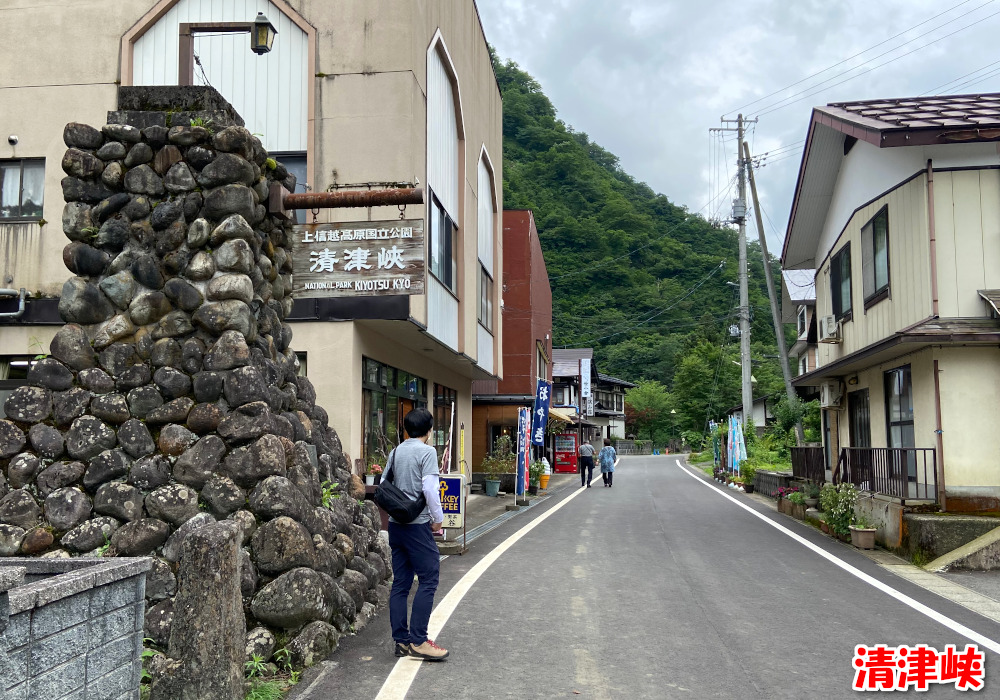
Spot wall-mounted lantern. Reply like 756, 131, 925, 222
178, 13, 278, 85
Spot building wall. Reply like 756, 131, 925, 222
497, 211, 552, 396
816, 175, 932, 362
470, 403, 521, 471
936, 345, 1000, 497
0, 1, 502, 466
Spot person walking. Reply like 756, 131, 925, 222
599, 438, 618, 487
578, 439, 596, 488
386, 408, 449, 661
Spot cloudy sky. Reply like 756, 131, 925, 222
476, 0, 1000, 255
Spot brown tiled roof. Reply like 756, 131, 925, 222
817, 93, 1000, 147
827, 94, 1000, 129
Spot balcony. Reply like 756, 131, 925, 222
834, 447, 938, 504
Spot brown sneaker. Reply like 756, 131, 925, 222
410, 639, 449, 661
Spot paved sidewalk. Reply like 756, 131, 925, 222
437, 474, 577, 553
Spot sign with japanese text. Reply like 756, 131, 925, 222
530, 379, 551, 446
516, 407, 530, 496
586, 394, 595, 417
579, 358, 591, 397
291, 219, 425, 297
438, 474, 465, 529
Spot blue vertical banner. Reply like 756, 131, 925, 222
516, 407, 530, 496
530, 379, 551, 446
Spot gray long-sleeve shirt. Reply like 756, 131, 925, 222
385, 438, 444, 525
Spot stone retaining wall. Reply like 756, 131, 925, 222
0, 557, 150, 700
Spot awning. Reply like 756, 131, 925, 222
548, 408, 576, 424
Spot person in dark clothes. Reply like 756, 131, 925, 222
578, 440, 595, 487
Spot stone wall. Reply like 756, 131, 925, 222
0, 93, 390, 675
0, 557, 150, 699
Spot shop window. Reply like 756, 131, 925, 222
1, 159, 44, 220
433, 383, 457, 471
361, 357, 427, 464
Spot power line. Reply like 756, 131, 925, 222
724, 0, 984, 117
754, 5, 1000, 118
922, 57, 1000, 94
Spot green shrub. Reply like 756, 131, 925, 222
820, 483, 858, 537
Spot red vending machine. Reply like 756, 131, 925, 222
553, 432, 578, 473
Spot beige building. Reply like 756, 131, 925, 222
0, 0, 502, 471
783, 93, 1000, 515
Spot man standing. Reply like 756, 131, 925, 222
578, 439, 595, 488
387, 408, 449, 660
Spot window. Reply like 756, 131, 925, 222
884, 365, 916, 479
536, 345, 548, 382
433, 384, 457, 471
1, 159, 44, 220
428, 192, 457, 293
0, 356, 35, 410
797, 307, 808, 339
848, 389, 871, 448
862, 207, 890, 306
830, 243, 852, 321
479, 266, 493, 331
553, 385, 566, 405
361, 358, 427, 463
798, 356, 807, 375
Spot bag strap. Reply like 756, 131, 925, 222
383, 450, 397, 484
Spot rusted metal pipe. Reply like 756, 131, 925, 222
284, 187, 423, 210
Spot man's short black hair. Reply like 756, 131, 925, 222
404, 408, 434, 438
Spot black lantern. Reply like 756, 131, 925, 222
251, 12, 278, 55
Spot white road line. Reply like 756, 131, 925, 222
374, 482, 588, 699
674, 458, 1000, 654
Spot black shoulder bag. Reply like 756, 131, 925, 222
373, 449, 427, 523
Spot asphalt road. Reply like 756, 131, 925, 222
293, 456, 1000, 699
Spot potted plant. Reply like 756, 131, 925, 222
364, 462, 383, 486
786, 489, 807, 519
528, 460, 545, 495
482, 434, 514, 497
741, 463, 757, 494
821, 482, 858, 541
804, 481, 821, 510
850, 513, 878, 550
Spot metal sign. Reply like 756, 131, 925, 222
579, 358, 591, 397
438, 474, 466, 528
291, 219, 425, 297
531, 379, 551, 446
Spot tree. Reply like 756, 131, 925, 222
624, 380, 671, 441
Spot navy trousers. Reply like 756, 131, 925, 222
579, 456, 594, 486
388, 521, 440, 646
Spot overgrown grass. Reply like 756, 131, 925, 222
246, 680, 286, 700
688, 451, 714, 465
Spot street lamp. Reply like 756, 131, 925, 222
178, 12, 278, 86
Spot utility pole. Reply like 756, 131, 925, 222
743, 141, 805, 445
719, 114, 753, 429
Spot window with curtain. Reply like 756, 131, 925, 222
478, 266, 493, 331
0, 159, 44, 219
862, 206, 890, 306
830, 243, 853, 321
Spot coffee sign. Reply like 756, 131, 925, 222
291, 219, 425, 297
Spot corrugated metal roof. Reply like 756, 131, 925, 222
552, 348, 593, 377
597, 373, 637, 388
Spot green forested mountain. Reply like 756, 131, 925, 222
493, 53, 791, 434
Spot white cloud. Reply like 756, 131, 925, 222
477, 0, 1000, 252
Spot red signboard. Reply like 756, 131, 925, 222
553, 432, 578, 474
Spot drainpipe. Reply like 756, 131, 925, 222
933, 359, 947, 511
0, 288, 27, 319
926, 160, 939, 317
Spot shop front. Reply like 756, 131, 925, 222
362, 357, 428, 466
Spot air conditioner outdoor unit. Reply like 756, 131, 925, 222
818, 314, 841, 343
820, 381, 842, 408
